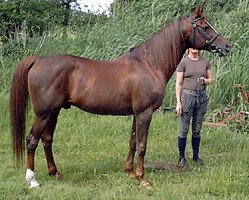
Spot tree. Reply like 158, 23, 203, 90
57, 0, 79, 27
0, 0, 79, 43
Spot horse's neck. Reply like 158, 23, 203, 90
136, 20, 187, 83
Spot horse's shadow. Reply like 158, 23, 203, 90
145, 162, 185, 173
61, 160, 184, 184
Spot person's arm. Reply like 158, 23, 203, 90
205, 69, 213, 85
176, 71, 184, 115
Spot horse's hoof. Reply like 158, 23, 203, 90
128, 172, 136, 179
125, 167, 136, 179
25, 169, 40, 189
139, 179, 151, 190
29, 181, 40, 189
53, 172, 63, 180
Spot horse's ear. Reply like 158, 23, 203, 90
193, 6, 204, 17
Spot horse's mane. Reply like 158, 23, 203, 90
126, 17, 187, 81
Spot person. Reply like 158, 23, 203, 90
175, 48, 213, 167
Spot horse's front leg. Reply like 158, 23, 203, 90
41, 111, 63, 180
135, 108, 152, 189
125, 116, 136, 178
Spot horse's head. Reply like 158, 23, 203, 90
184, 6, 231, 56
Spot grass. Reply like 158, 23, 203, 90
0, 1, 249, 199
1, 93, 249, 199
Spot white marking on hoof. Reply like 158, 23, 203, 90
25, 169, 40, 188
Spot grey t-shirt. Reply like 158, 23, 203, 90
176, 56, 211, 91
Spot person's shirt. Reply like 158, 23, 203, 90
176, 56, 211, 91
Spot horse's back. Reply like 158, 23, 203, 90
27, 54, 132, 114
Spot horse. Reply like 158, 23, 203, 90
10, 6, 230, 189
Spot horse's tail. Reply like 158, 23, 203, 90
10, 56, 37, 165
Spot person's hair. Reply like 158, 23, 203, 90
186, 49, 201, 56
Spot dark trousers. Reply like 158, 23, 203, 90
178, 89, 208, 159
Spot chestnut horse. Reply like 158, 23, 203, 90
10, 7, 230, 188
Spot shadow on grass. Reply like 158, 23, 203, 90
145, 162, 185, 173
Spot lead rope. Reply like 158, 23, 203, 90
196, 79, 206, 108
196, 79, 200, 108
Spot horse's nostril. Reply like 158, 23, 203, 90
226, 44, 231, 49
225, 44, 231, 53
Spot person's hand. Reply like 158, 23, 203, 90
198, 77, 205, 85
176, 102, 182, 115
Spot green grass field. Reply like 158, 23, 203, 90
0, 1, 248, 199
1, 94, 249, 199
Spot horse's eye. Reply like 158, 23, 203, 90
203, 25, 210, 30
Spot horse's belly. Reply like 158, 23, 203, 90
74, 100, 134, 116
78, 106, 134, 115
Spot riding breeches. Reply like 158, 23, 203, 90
178, 89, 208, 138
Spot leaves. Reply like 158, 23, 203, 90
0, 0, 79, 42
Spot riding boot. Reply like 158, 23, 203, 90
192, 136, 203, 163
178, 137, 187, 167
178, 137, 187, 159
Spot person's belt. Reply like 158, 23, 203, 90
183, 89, 205, 94
182, 89, 207, 107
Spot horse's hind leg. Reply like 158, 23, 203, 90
41, 110, 63, 180
125, 116, 136, 178
26, 114, 50, 188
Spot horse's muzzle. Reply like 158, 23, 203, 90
210, 44, 231, 57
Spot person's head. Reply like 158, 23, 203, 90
187, 48, 201, 56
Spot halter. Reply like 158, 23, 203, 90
191, 17, 221, 52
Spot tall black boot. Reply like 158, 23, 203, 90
192, 136, 204, 164
178, 137, 187, 167
178, 137, 186, 159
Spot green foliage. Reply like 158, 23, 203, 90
0, 0, 80, 43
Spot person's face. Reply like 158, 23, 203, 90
189, 48, 199, 54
